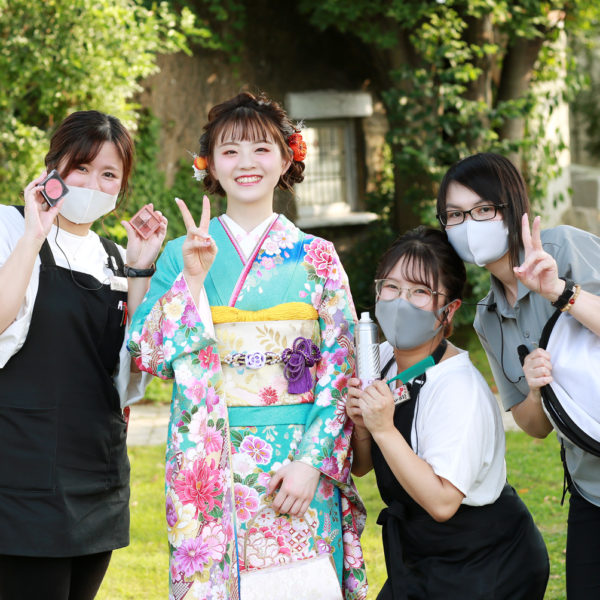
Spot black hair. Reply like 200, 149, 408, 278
45, 110, 133, 195
436, 152, 530, 269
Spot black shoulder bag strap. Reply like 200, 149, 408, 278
99, 237, 126, 278
535, 308, 600, 503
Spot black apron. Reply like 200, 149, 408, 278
372, 372, 549, 600
0, 211, 130, 556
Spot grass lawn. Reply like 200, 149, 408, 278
98, 432, 567, 600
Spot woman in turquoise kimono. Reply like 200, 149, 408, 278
128, 92, 367, 600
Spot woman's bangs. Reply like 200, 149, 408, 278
58, 137, 104, 177
217, 111, 280, 145
398, 249, 438, 291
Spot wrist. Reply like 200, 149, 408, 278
370, 426, 395, 445
123, 263, 156, 278
550, 277, 574, 308
547, 278, 567, 304
353, 426, 371, 442
17, 235, 44, 258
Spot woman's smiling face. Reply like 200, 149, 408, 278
210, 135, 290, 209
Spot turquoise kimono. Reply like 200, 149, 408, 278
129, 215, 367, 600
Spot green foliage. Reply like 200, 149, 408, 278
299, 0, 599, 320
165, 0, 247, 62
0, 0, 195, 200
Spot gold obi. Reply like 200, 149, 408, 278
211, 303, 320, 408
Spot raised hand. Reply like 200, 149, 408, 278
514, 214, 563, 301
23, 171, 65, 246
176, 195, 217, 281
122, 204, 168, 269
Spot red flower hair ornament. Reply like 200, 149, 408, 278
191, 154, 208, 182
288, 132, 307, 162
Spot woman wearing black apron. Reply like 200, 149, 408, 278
0, 111, 167, 600
346, 227, 549, 599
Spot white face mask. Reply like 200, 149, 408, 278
59, 185, 118, 224
447, 219, 509, 267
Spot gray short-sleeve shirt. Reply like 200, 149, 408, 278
474, 225, 600, 506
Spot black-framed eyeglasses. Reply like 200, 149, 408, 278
374, 279, 447, 308
436, 204, 506, 227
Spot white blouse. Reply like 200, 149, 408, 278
0, 204, 147, 406
380, 341, 507, 506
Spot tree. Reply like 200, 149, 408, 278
298, 0, 594, 231
0, 0, 201, 199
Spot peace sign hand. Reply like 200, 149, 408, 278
176, 195, 217, 282
513, 214, 563, 302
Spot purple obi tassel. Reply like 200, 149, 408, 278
281, 337, 321, 395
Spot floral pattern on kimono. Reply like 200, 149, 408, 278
129, 215, 367, 600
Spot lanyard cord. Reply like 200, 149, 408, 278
386, 338, 448, 386
384, 339, 448, 455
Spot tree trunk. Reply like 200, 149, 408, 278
496, 35, 545, 168
370, 33, 425, 232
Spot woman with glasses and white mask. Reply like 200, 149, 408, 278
437, 152, 600, 599
346, 226, 548, 600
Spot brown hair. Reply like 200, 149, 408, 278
376, 227, 466, 336
199, 91, 304, 196
45, 110, 134, 195
436, 153, 530, 269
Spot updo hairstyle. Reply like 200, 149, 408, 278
199, 91, 305, 196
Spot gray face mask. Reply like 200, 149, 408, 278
375, 297, 449, 350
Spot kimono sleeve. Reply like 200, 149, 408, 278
294, 238, 357, 483
127, 238, 216, 380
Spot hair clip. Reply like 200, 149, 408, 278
288, 131, 307, 162
191, 154, 208, 181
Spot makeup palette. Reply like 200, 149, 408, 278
129, 204, 161, 239
40, 169, 69, 207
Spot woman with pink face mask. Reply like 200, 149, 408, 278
0, 110, 167, 600
437, 152, 600, 599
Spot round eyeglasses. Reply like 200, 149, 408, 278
375, 279, 446, 308
436, 203, 506, 227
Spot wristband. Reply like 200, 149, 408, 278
551, 277, 575, 310
561, 284, 581, 312
123, 263, 156, 278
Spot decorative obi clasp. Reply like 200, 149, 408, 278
222, 336, 321, 395
281, 337, 321, 395
223, 351, 281, 370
